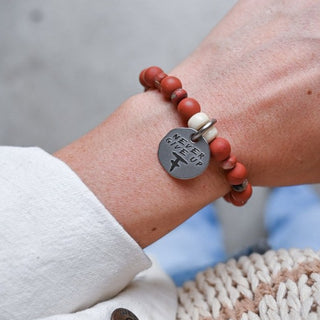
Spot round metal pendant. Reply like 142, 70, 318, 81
158, 127, 210, 179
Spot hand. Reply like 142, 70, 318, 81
173, 0, 320, 186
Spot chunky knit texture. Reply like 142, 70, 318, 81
177, 249, 320, 320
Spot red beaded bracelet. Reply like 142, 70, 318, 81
139, 66, 252, 206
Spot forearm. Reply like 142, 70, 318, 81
171, 0, 320, 186
54, 91, 229, 248
55, 0, 320, 247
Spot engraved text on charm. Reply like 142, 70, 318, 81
158, 127, 210, 179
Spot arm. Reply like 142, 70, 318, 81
54, 92, 230, 248
3, 1, 320, 319
0, 147, 151, 319
175, 0, 320, 187
55, 0, 320, 248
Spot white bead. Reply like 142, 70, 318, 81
203, 126, 218, 143
187, 112, 210, 130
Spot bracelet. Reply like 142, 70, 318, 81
139, 66, 252, 206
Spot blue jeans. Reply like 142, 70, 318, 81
145, 185, 320, 286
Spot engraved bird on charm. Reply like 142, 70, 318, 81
169, 152, 188, 172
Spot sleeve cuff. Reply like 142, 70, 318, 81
36, 258, 177, 320
0, 146, 151, 320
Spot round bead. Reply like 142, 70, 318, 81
154, 72, 168, 89
171, 88, 188, 105
187, 112, 210, 130
223, 192, 232, 203
143, 66, 164, 88
230, 183, 252, 204
160, 76, 182, 99
203, 126, 218, 143
226, 162, 248, 185
210, 137, 231, 162
139, 69, 149, 88
220, 155, 237, 170
230, 197, 248, 207
177, 98, 201, 120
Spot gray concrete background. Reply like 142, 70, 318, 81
0, 0, 237, 152
0, 0, 286, 254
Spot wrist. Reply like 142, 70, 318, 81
55, 91, 229, 247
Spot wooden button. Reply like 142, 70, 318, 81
111, 308, 139, 320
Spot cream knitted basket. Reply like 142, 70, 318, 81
177, 249, 320, 320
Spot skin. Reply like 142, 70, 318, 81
55, 0, 320, 248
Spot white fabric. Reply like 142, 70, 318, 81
37, 258, 177, 320
0, 147, 177, 320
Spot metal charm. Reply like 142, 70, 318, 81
158, 127, 210, 179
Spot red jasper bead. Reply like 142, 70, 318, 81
230, 197, 248, 207
220, 155, 237, 170
210, 138, 231, 162
226, 162, 248, 185
171, 88, 188, 105
230, 183, 252, 203
143, 66, 164, 88
177, 98, 201, 119
160, 76, 182, 99
154, 72, 168, 89
223, 192, 232, 203
139, 69, 149, 88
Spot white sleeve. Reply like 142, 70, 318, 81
0, 147, 156, 320
36, 258, 177, 320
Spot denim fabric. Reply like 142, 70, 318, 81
265, 185, 320, 251
146, 185, 320, 286
145, 204, 226, 286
